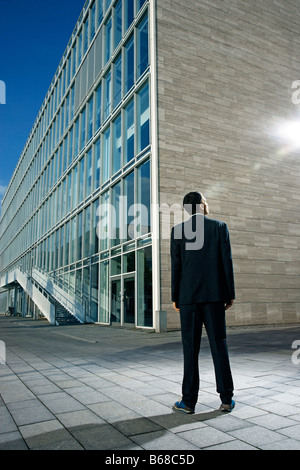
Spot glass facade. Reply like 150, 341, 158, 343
0, 0, 153, 328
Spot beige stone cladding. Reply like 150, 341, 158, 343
155, 0, 300, 328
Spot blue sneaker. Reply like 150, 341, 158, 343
173, 400, 195, 414
220, 400, 235, 412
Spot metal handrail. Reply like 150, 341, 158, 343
32, 266, 87, 322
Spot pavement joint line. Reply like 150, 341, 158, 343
50, 331, 98, 343
1, 342, 159, 449
1, 356, 129, 449
1, 316, 300, 450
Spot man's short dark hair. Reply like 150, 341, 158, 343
183, 192, 202, 215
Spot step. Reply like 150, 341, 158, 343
56, 317, 81, 325
55, 303, 81, 325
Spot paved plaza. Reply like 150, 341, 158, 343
1, 315, 300, 450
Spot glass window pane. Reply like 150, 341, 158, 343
138, 0, 146, 10
81, 106, 86, 151
102, 126, 110, 183
123, 251, 135, 273
70, 217, 77, 263
67, 172, 72, 214
83, 205, 91, 258
137, 159, 151, 235
49, 233, 54, 272
113, 53, 122, 108
57, 145, 61, 180
94, 137, 101, 190
72, 164, 78, 209
57, 184, 61, 222
91, 198, 100, 255
137, 13, 148, 78
74, 117, 80, 157
63, 272, 70, 292
45, 237, 50, 272
81, 267, 89, 305
47, 162, 51, 192
125, 0, 134, 31
88, 95, 94, 141
137, 81, 150, 153
65, 93, 70, 128
78, 29, 83, 66
111, 182, 121, 247
98, 0, 104, 26
124, 99, 134, 163
51, 230, 60, 271
84, 17, 89, 54
77, 211, 83, 261
60, 143, 64, 178
57, 225, 65, 270
63, 135, 68, 172
137, 245, 152, 327
90, 3, 96, 41
123, 170, 134, 241
76, 268, 82, 296
72, 42, 76, 77
66, 56, 71, 89
99, 190, 109, 252
105, 0, 112, 12
96, 82, 102, 129
65, 221, 70, 265
105, 16, 112, 64
104, 71, 111, 120
55, 229, 59, 270
111, 256, 121, 275
91, 263, 99, 321
70, 85, 75, 120
61, 102, 65, 136
86, 148, 92, 197
99, 260, 109, 323
125, 35, 134, 94
53, 151, 58, 182
112, 114, 121, 175
62, 177, 67, 218
114, 0, 122, 48
69, 126, 73, 165
70, 270, 75, 293
79, 157, 85, 203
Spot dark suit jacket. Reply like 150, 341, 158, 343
171, 214, 235, 306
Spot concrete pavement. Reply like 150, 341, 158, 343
1, 315, 300, 450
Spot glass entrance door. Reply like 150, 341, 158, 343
111, 278, 121, 323
110, 274, 135, 326
123, 275, 135, 324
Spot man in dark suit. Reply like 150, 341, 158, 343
171, 191, 235, 414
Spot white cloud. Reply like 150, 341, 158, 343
0, 185, 7, 196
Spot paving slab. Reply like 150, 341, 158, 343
20, 421, 83, 450
1, 316, 300, 451
228, 425, 286, 447
131, 429, 200, 450
70, 423, 133, 450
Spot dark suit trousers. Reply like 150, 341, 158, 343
179, 302, 234, 409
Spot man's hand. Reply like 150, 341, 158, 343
173, 302, 180, 312
225, 299, 234, 310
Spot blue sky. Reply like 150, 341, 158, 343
0, 0, 86, 207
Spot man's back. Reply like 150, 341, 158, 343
171, 214, 235, 306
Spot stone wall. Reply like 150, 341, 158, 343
156, 0, 300, 327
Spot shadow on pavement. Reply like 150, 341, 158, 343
0, 409, 223, 450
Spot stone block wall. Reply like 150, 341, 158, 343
156, 0, 300, 327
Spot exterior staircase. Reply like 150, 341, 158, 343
30, 274, 82, 326
55, 302, 81, 325
32, 267, 87, 325
1, 267, 86, 326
